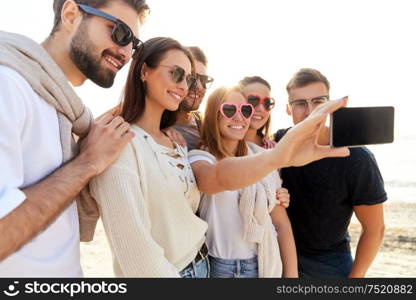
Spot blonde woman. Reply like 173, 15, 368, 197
189, 86, 297, 277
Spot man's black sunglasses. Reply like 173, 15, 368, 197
77, 4, 143, 58
195, 74, 214, 89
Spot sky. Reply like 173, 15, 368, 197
0, 0, 415, 139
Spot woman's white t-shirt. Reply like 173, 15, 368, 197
189, 154, 258, 260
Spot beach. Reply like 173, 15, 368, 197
80, 201, 416, 277
349, 202, 416, 277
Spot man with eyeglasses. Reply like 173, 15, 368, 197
0, 0, 149, 277
274, 68, 387, 278
168, 46, 214, 151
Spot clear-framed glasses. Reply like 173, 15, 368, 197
289, 95, 329, 112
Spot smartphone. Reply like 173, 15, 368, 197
330, 106, 394, 147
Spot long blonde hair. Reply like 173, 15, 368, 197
200, 86, 248, 159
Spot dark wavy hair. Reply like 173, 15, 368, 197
187, 46, 208, 66
118, 37, 195, 129
50, 0, 150, 36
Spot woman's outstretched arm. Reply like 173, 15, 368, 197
191, 97, 349, 194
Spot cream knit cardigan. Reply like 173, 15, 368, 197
89, 126, 208, 277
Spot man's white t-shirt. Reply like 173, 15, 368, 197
0, 66, 82, 277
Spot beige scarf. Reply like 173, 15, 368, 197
239, 142, 282, 277
0, 31, 99, 241
188, 142, 282, 277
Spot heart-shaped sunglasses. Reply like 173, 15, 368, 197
247, 94, 276, 111
220, 103, 254, 120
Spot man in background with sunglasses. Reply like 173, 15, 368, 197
274, 68, 386, 278
0, 0, 149, 277
170, 46, 214, 150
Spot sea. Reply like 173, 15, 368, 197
368, 136, 416, 203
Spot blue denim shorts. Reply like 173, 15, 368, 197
179, 256, 210, 278
209, 255, 258, 278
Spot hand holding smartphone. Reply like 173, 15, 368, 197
330, 106, 394, 147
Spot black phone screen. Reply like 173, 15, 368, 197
330, 106, 394, 147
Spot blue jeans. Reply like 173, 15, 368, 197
298, 251, 353, 278
180, 256, 210, 278
209, 255, 258, 278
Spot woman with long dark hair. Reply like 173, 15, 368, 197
90, 37, 209, 278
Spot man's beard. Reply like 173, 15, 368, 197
69, 22, 116, 88
179, 97, 198, 112
180, 91, 204, 112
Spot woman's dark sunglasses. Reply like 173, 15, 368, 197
220, 103, 254, 120
77, 4, 143, 58
247, 94, 276, 111
158, 65, 197, 89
